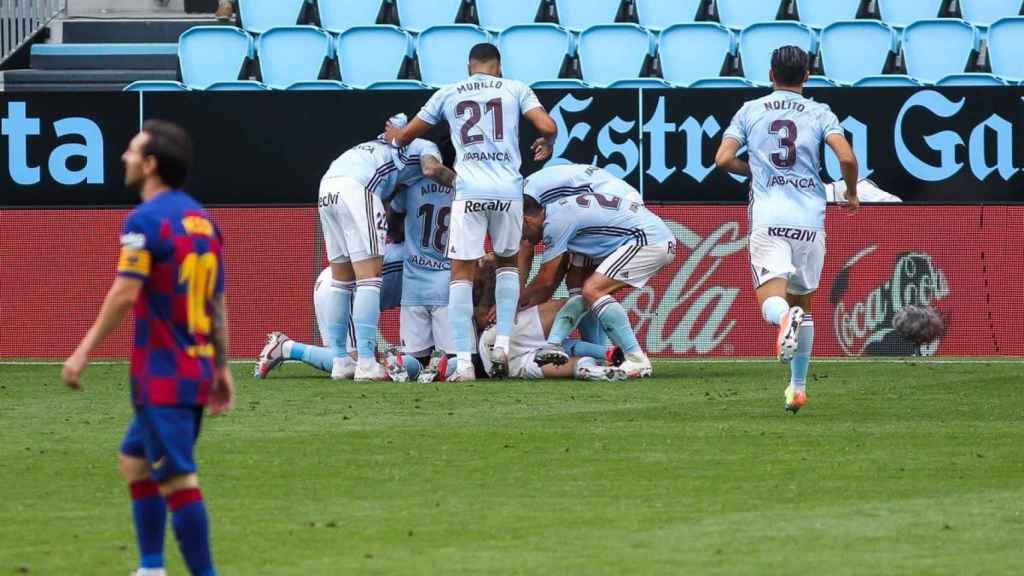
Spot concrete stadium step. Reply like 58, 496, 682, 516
60, 17, 224, 44
31, 43, 179, 70
1, 68, 178, 91
67, 0, 186, 16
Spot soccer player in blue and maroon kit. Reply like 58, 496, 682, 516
62, 120, 234, 576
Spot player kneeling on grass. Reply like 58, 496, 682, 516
521, 194, 676, 378
255, 243, 404, 379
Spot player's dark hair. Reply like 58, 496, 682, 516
141, 119, 193, 189
771, 45, 809, 86
469, 43, 501, 63
523, 194, 543, 215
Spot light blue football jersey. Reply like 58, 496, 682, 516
322, 138, 441, 202
524, 164, 643, 205
391, 177, 453, 306
723, 90, 844, 231
541, 193, 674, 263
380, 242, 405, 311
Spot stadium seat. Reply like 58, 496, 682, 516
286, 80, 352, 90
396, 0, 463, 33
318, 0, 383, 32
738, 22, 816, 84
717, 0, 783, 30
498, 24, 574, 86
205, 80, 270, 90
578, 24, 656, 86
805, 75, 839, 87
794, 0, 862, 29
960, 0, 1023, 28
659, 23, 735, 87
531, 79, 592, 89
179, 26, 253, 89
554, 0, 624, 33
635, 0, 703, 31
853, 74, 927, 86
417, 25, 492, 86
820, 20, 897, 85
476, 0, 540, 31
257, 26, 333, 88
877, 0, 943, 28
689, 77, 763, 88
936, 73, 1010, 85
987, 17, 1024, 81
336, 25, 414, 87
367, 80, 433, 89
607, 78, 672, 88
238, 0, 308, 34
123, 80, 189, 91
902, 19, 980, 84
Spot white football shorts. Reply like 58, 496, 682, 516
446, 198, 523, 260
748, 226, 826, 294
318, 176, 387, 263
594, 240, 676, 288
478, 305, 546, 379
400, 304, 455, 357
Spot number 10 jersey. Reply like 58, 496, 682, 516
723, 90, 844, 231
417, 73, 544, 201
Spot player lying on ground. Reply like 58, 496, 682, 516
62, 120, 232, 576
714, 45, 859, 413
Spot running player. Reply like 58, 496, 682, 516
384, 43, 558, 381
714, 45, 859, 413
62, 120, 232, 576
317, 116, 443, 381
522, 193, 676, 378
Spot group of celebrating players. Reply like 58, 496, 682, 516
61, 41, 859, 575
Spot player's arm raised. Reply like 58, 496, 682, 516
62, 276, 143, 389
519, 254, 568, 309
421, 154, 456, 188
208, 292, 235, 416
714, 137, 751, 177
385, 116, 434, 148
826, 132, 860, 215
525, 107, 557, 162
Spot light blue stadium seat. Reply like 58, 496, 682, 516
396, 0, 463, 33
717, 0, 783, 29
498, 24, 574, 85
936, 73, 1010, 85
987, 17, 1024, 80
367, 80, 433, 89
257, 26, 333, 88
476, 0, 540, 31
238, 0, 308, 34
417, 25, 492, 86
206, 80, 270, 90
794, 0, 861, 29
689, 77, 762, 88
635, 0, 703, 31
124, 80, 189, 91
853, 75, 926, 86
903, 19, 980, 83
287, 80, 352, 90
820, 20, 897, 84
659, 23, 735, 87
805, 75, 839, 86
179, 26, 253, 88
960, 0, 1023, 28
877, 0, 943, 28
531, 79, 591, 89
578, 24, 655, 86
555, 0, 623, 33
607, 78, 672, 88
318, 0, 382, 32
738, 22, 816, 83
336, 25, 414, 87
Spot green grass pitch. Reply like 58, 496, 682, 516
2, 361, 1023, 575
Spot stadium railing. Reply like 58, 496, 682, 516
0, 0, 65, 62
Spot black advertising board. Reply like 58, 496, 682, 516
2, 87, 1023, 207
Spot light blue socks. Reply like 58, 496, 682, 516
494, 267, 520, 352
286, 342, 334, 373
546, 295, 589, 345
790, 315, 814, 391
449, 280, 475, 368
326, 279, 354, 357
353, 278, 382, 363
592, 295, 641, 354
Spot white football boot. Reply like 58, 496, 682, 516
534, 343, 570, 366
619, 352, 653, 378
383, 348, 409, 382
254, 331, 289, 379
447, 358, 476, 382
576, 364, 629, 381
354, 361, 388, 382
330, 356, 356, 380
488, 347, 510, 378
776, 306, 804, 362
417, 351, 447, 383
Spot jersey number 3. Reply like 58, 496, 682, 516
456, 98, 504, 145
179, 252, 218, 336
769, 119, 797, 169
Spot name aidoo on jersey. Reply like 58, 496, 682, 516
465, 199, 512, 213
768, 227, 818, 242
462, 151, 512, 163
419, 182, 452, 196
765, 175, 817, 189
457, 79, 502, 94
409, 254, 450, 271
